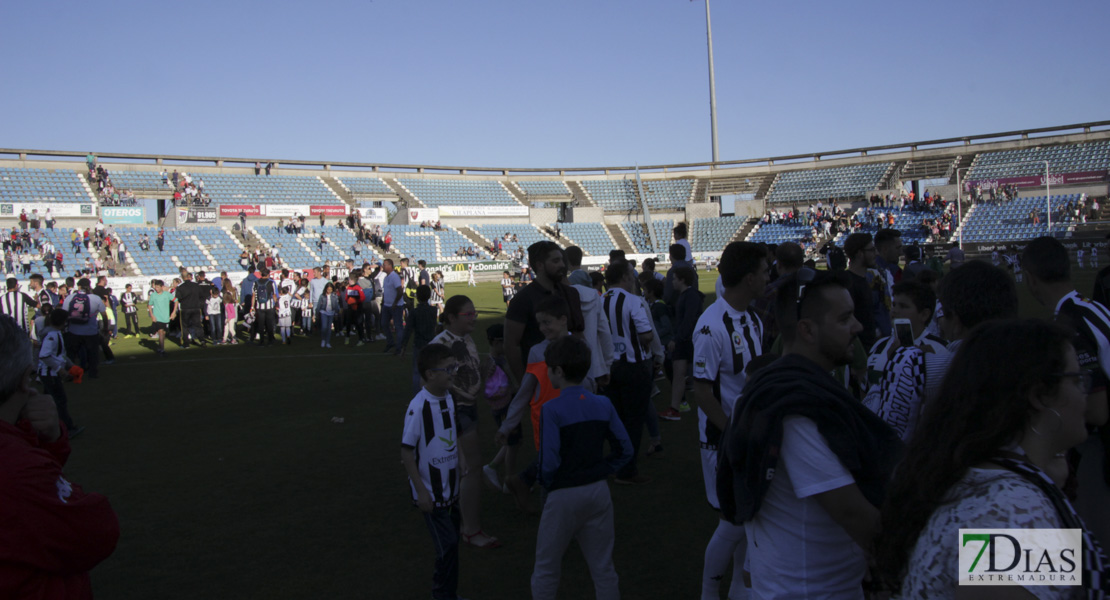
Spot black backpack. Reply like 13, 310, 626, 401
254, 280, 275, 306
68, 291, 92, 325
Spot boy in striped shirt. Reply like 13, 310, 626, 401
402, 344, 467, 600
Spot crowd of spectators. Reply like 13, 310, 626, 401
86, 158, 139, 207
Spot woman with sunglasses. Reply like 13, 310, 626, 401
430, 295, 501, 549
875, 319, 1106, 598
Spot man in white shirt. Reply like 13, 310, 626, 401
691, 242, 768, 600
381, 259, 405, 353
718, 269, 903, 599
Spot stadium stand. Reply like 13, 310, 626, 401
765, 163, 891, 205
250, 227, 330, 269
639, 179, 694, 211
470, 224, 553, 255
579, 179, 639, 212
396, 179, 520, 207
550, 222, 614, 256
31, 228, 95, 278
651, 219, 675, 251
336, 176, 397, 197
313, 225, 381, 264
385, 225, 491, 262
105, 170, 166, 192
117, 227, 243, 275
966, 141, 1110, 180
514, 180, 572, 197
746, 221, 815, 245
619, 222, 652, 253
831, 207, 944, 246
616, 219, 675, 253
957, 195, 1082, 242
693, 216, 746, 251
189, 174, 341, 205
0, 168, 93, 203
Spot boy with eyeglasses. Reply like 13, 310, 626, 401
401, 343, 468, 600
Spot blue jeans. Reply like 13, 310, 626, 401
422, 503, 461, 600
320, 313, 334, 345
208, 313, 224, 342
383, 305, 404, 349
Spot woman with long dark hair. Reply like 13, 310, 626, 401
875, 319, 1106, 598
430, 295, 500, 549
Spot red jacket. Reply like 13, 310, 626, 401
0, 421, 119, 599
345, 284, 365, 309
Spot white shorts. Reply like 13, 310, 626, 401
701, 447, 719, 510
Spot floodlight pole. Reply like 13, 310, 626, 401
705, 0, 719, 164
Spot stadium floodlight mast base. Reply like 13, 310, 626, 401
955, 160, 1051, 249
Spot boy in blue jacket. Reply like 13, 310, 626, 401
532, 336, 633, 600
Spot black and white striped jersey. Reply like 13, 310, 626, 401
0, 291, 37, 334
1055, 290, 1110, 389
603, 287, 654, 363
401, 389, 460, 508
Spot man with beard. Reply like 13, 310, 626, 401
717, 268, 902, 599
504, 241, 585, 384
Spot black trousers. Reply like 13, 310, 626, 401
256, 309, 276, 344
181, 309, 205, 346
124, 311, 139, 335
343, 307, 364, 339
605, 359, 652, 478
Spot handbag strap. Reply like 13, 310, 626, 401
992, 456, 1107, 598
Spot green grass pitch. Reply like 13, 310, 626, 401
63, 262, 1076, 598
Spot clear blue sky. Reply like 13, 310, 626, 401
2, 0, 1107, 169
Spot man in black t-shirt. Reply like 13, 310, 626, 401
503, 241, 584, 383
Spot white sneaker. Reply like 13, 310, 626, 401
375, 334, 386, 341
321, 341, 325, 348
326, 343, 333, 348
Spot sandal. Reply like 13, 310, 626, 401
462, 530, 502, 549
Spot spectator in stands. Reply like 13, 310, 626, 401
265, 162, 273, 176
